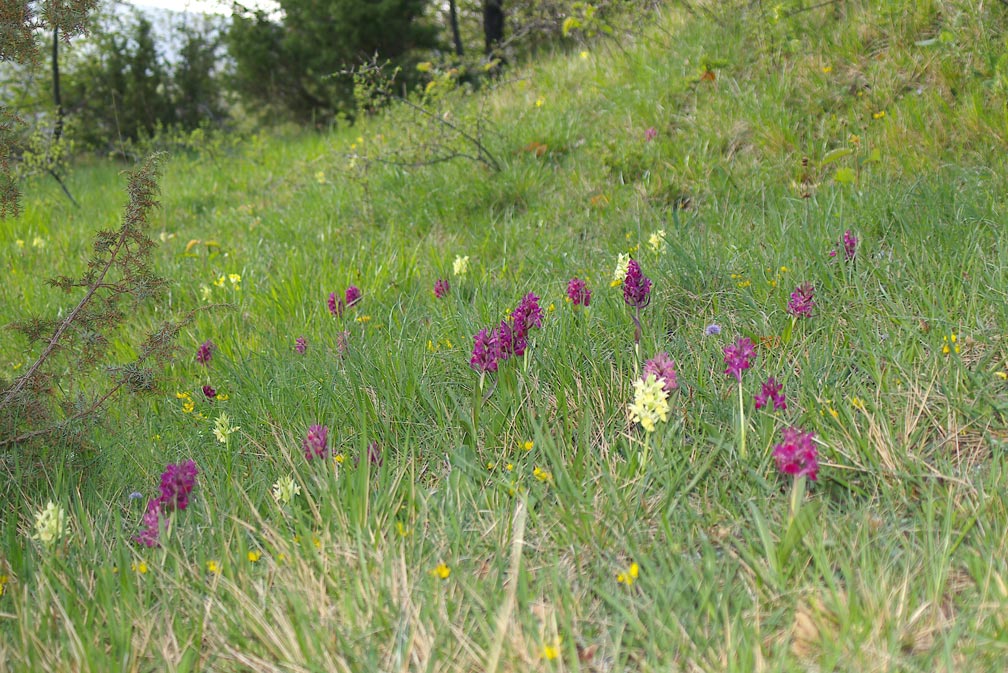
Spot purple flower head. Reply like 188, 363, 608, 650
513, 292, 544, 333
195, 339, 215, 366
566, 277, 591, 307
158, 460, 199, 512
344, 285, 362, 307
328, 291, 344, 317
644, 127, 658, 142
643, 352, 678, 393
830, 229, 858, 260
434, 278, 449, 299
773, 427, 818, 481
787, 282, 815, 318
723, 337, 756, 382
303, 424, 329, 461
704, 323, 722, 336
295, 336, 307, 354
754, 376, 786, 410
622, 259, 652, 309
842, 230, 857, 259
202, 385, 216, 399
470, 328, 500, 373
133, 498, 162, 547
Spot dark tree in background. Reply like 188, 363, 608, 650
483, 0, 504, 57
228, 0, 439, 122
1, 0, 98, 216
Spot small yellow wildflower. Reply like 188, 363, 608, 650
996, 371, 1007, 381
0, 574, 8, 596
228, 273, 241, 290
453, 255, 470, 276
533, 466, 552, 483
548, 302, 555, 313
131, 561, 148, 575
315, 171, 327, 184
199, 284, 212, 302
355, 315, 371, 323
431, 563, 451, 579
176, 391, 191, 400
416, 61, 432, 73
15, 239, 24, 249
873, 110, 886, 119
628, 374, 669, 433
535, 97, 545, 108
541, 637, 562, 661
617, 562, 639, 586
579, 50, 589, 59
312, 536, 322, 550
206, 560, 221, 575
822, 65, 832, 73
31, 236, 45, 249
851, 396, 865, 410
217, 393, 229, 401
334, 453, 345, 464
505, 462, 514, 472
396, 521, 412, 537
214, 275, 226, 288
942, 334, 960, 355
522, 440, 534, 452
247, 551, 262, 563
33, 501, 67, 546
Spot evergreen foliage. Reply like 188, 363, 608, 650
228, 0, 439, 121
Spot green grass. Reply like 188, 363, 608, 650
2, 1, 1008, 670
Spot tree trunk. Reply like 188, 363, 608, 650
483, 0, 504, 58
52, 27, 64, 144
449, 0, 463, 57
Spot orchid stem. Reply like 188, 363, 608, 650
738, 380, 747, 459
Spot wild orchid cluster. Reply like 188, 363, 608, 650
328, 285, 362, 317
470, 292, 544, 373
133, 460, 199, 547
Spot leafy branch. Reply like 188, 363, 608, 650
0, 154, 192, 450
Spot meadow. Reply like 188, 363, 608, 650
2, 1, 1008, 670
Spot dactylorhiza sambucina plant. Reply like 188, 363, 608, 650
133, 460, 199, 548
773, 426, 819, 519
32, 501, 69, 551
724, 337, 756, 459
469, 291, 544, 386
615, 258, 652, 371
754, 377, 786, 411
628, 352, 677, 468
327, 284, 362, 318
433, 278, 450, 299
566, 277, 591, 309
302, 424, 329, 461
829, 229, 858, 262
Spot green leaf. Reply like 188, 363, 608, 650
820, 147, 853, 167
833, 167, 856, 184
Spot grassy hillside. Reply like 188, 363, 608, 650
2, 1, 1008, 670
